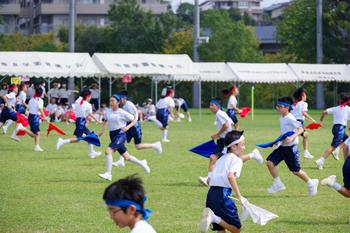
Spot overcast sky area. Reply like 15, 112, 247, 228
170, 0, 292, 11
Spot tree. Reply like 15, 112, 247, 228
176, 3, 194, 25
162, 28, 193, 56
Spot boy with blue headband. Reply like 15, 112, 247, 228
266, 97, 318, 196
103, 175, 156, 232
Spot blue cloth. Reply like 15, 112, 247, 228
15, 104, 26, 114
73, 117, 90, 138
266, 144, 301, 172
105, 197, 152, 220
277, 101, 291, 107
206, 186, 241, 231
156, 108, 168, 128
343, 156, 350, 190
28, 113, 40, 134
227, 109, 238, 124
256, 131, 295, 148
126, 121, 142, 145
331, 124, 348, 147
77, 131, 101, 147
0, 106, 17, 123
109, 129, 127, 155
190, 140, 217, 158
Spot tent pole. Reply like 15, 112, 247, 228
334, 81, 337, 106
109, 77, 112, 97
251, 82, 254, 121
80, 77, 83, 91
48, 77, 51, 103
98, 76, 101, 108
199, 80, 202, 120
155, 80, 158, 103
151, 79, 153, 100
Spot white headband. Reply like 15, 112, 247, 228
222, 135, 245, 154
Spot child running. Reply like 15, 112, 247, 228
198, 99, 262, 187
266, 97, 318, 196
316, 93, 350, 169
56, 89, 102, 158
222, 86, 241, 130
15, 83, 27, 114
291, 88, 317, 159
113, 91, 162, 167
103, 174, 156, 232
174, 97, 192, 122
199, 130, 247, 233
0, 84, 18, 136
321, 136, 350, 197
98, 94, 150, 181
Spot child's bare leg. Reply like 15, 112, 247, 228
267, 161, 279, 178
217, 219, 240, 233
292, 170, 310, 182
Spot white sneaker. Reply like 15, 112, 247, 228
267, 181, 286, 194
316, 158, 324, 170
3, 125, 8, 134
321, 175, 336, 187
34, 145, 44, 152
153, 141, 162, 154
98, 172, 112, 181
251, 149, 263, 165
198, 176, 209, 187
112, 160, 125, 167
199, 208, 214, 233
11, 135, 20, 142
304, 150, 314, 159
188, 118, 192, 122
141, 160, 151, 174
89, 151, 102, 159
16, 123, 26, 132
162, 139, 170, 143
332, 147, 340, 160
56, 138, 64, 150
307, 179, 319, 196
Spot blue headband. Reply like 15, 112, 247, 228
105, 197, 152, 220
210, 99, 224, 110
277, 101, 291, 107
112, 94, 121, 102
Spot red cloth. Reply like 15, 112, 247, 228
240, 107, 251, 118
47, 123, 66, 136
306, 122, 321, 130
16, 113, 28, 136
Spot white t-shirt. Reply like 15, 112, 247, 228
130, 220, 156, 233
75, 101, 92, 118
28, 98, 44, 115
47, 103, 58, 114
280, 113, 302, 146
209, 153, 243, 188
215, 110, 233, 138
174, 98, 185, 107
17, 91, 27, 105
326, 106, 350, 126
123, 101, 138, 116
104, 108, 134, 131
59, 89, 73, 98
227, 95, 237, 109
57, 106, 65, 115
291, 101, 308, 121
156, 96, 175, 109
48, 88, 60, 98
90, 89, 100, 99
344, 137, 350, 150
6, 92, 17, 107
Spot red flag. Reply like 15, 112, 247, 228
47, 123, 66, 136
16, 113, 28, 136
306, 122, 321, 130
240, 107, 251, 118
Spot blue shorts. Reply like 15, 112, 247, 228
213, 138, 225, 158
0, 106, 17, 123
91, 98, 99, 110
181, 102, 189, 112
126, 121, 142, 145
156, 108, 168, 128
226, 109, 238, 124
28, 113, 40, 134
206, 186, 241, 231
331, 124, 348, 148
109, 129, 127, 155
15, 104, 26, 114
74, 117, 90, 138
267, 144, 301, 172
343, 156, 350, 190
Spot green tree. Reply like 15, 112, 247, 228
162, 28, 193, 56
176, 3, 194, 25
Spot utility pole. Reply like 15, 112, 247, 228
192, 0, 201, 108
316, 0, 324, 109
68, 0, 76, 103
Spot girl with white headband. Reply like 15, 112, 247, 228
199, 130, 247, 233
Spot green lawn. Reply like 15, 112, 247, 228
0, 109, 349, 233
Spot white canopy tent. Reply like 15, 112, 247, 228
193, 62, 238, 82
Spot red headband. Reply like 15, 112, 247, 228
8, 85, 17, 91
80, 94, 91, 105
340, 99, 350, 107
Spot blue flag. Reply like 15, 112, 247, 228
256, 131, 294, 148
189, 140, 217, 158
77, 132, 101, 147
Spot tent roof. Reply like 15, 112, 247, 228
0, 51, 103, 78
194, 62, 238, 82
288, 63, 350, 82
227, 63, 298, 83
92, 53, 199, 79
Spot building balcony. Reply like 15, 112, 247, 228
39, 2, 110, 15
0, 3, 20, 15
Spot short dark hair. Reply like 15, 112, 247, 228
103, 174, 145, 212
278, 96, 293, 112
118, 90, 128, 97
80, 88, 91, 99
224, 130, 244, 147
293, 88, 306, 101
340, 93, 350, 105
35, 87, 43, 96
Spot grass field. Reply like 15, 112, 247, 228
0, 109, 349, 233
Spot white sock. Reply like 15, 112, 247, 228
106, 154, 113, 174
332, 182, 342, 191
162, 130, 168, 140
117, 155, 125, 163
319, 157, 325, 162
211, 212, 221, 224
248, 152, 255, 160
274, 177, 282, 184
306, 179, 314, 186
11, 128, 17, 138
150, 117, 163, 128
62, 139, 70, 144
89, 144, 94, 153
4, 119, 13, 129
129, 155, 146, 169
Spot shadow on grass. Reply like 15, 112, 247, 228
279, 219, 348, 226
